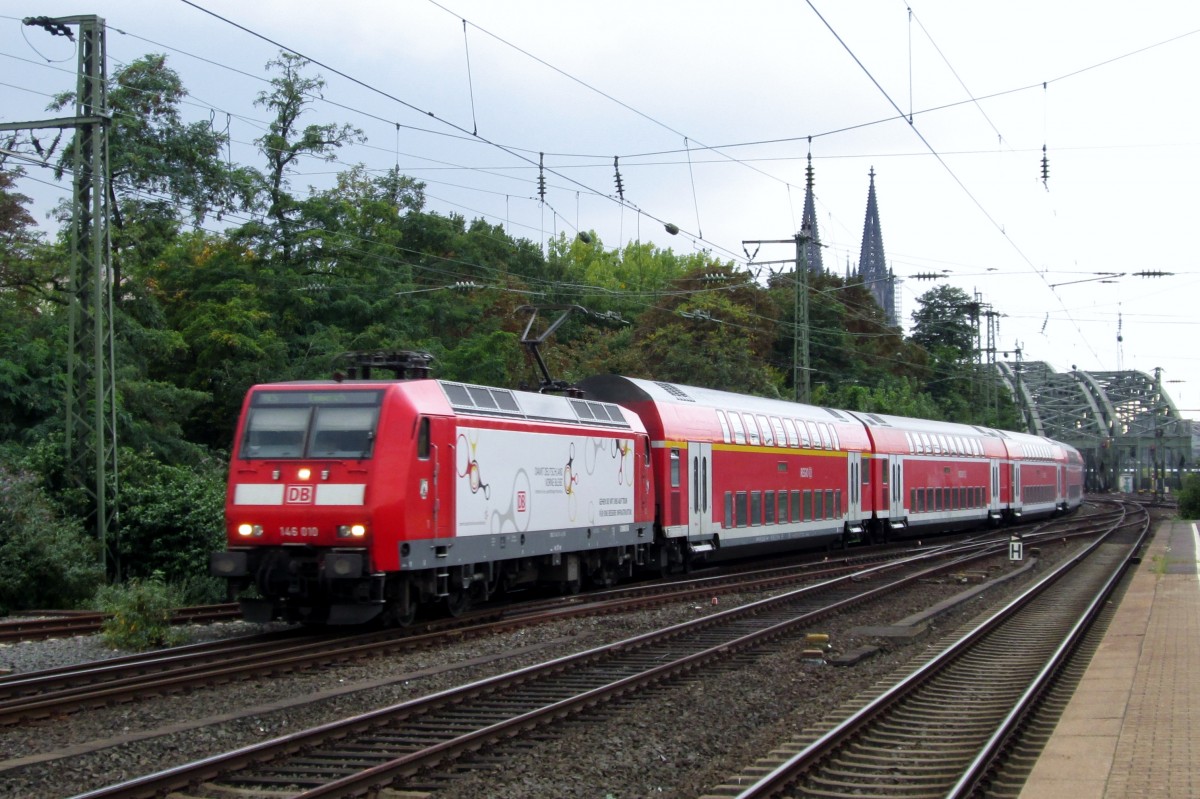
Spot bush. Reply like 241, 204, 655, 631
0, 462, 103, 613
94, 573, 185, 650
116, 448, 227, 584
1179, 475, 1200, 520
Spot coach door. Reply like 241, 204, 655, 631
1012, 463, 1023, 514
891, 458, 904, 517
847, 452, 862, 521
989, 459, 1001, 519
687, 442, 713, 539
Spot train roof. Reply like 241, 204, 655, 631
845, 409, 1004, 438
577, 375, 856, 423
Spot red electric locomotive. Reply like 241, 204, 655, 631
211, 357, 655, 625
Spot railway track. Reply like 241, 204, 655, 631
700, 497, 1151, 798
0, 604, 243, 643
0, 512, 1108, 731
62, 524, 1087, 799
0, 546, 916, 727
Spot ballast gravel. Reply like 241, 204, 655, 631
0, 542, 1076, 799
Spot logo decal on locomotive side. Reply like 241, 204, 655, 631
285, 484, 316, 504
517, 490, 527, 512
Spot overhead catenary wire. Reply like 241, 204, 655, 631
6, 5, 1198, 382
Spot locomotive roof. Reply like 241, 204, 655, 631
248, 379, 638, 431
438, 380, 634, 430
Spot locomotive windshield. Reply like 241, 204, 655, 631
240, 389, 382, 459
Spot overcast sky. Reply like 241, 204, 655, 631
4, 1, 1199, 415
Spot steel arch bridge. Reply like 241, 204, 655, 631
995, 362, 1193, 493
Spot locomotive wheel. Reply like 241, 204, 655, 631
385, 582, 418, 627
445, 587, 472, 617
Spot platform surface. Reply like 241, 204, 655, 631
1020, 517, 1200, 798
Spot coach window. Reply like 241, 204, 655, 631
797, 420, 811, 448
716, 410, 732, 444
724, 492, 733, 529
833, 489, 842, 517
670, 449, 681, 487
744, 414, 761, 446
735, 492, 748, 527
729, 412, 747, 445
814, 489, 824, 519
912, 488, 920, 512
417, 417, 431, 459
643, 437, 651, 467
879, 458, 889, 486
830, 427, 840, 450
803, 489, 813, 520
757, 415, 774, 447
751, 491, 762, 525
764, 490, 776, 523
778, 492, 789, 523
770, 417, 788, 448
791, 490, 801, 521
818, 424, 832, 450
782, 418, 799, 447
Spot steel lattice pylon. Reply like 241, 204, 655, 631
996, 362, 1192, 495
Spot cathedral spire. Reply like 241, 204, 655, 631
799, 152, 824, 274
858, 167, 897, 325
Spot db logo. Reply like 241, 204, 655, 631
285, 485, 315, 504
516, 490, 527, 513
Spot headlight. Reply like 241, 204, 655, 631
237, 523, 264, 537
337, 524, 368, 538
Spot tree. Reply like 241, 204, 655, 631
47, 55, 258, 287
253, 51, 365, 263
910, 285, 977, 359
625, 264, 784, 396
909, 285, 985, 421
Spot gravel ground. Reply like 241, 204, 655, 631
0, 540, 1077, 799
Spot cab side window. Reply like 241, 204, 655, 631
417, 417, 430, 459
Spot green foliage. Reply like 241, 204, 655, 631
95, 573, 185, 650
910, 285, 977, 358
1179, 475, 1200, 520
0, 459, 103, 614
812, 376, 942, 420
117, 449, 227, 584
